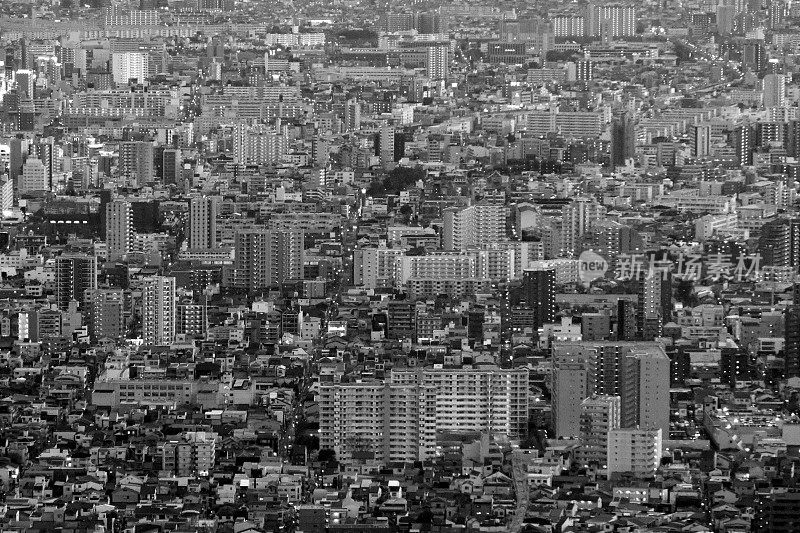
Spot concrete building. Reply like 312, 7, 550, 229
576, 395, 620, 468
443, 204, 506, 251
119, 141, 154, 186
85, 288, 125, 341
142, 276, 176, 346
607, 427, 662, 479
19, 158, 47, 194
106, 200, 133, 260
188, 195, 221, 249
225, 228, 304, 290
55, 254, 98, 311
319, 365, 529, 465
551, 342, 670, 439
111, 52, 148, 85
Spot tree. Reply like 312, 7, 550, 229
318, 448, 336, 463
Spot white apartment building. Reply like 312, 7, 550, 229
694, 213, 739, 240
395, 253, 477, 285
607, 427, 662, 479
318, 381, 436, 466
111, 52, 148, 85
443, 204, 506, 251
319, 366, 529, 465
353, 247, 405, 288
391, 366, 530, 439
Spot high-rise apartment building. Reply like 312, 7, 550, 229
85, 288, 126, 341
607, 427, 662, 478
551, 341, 670, 439
611, 111, 635, 169
111, 52, 148, 85
561, 197, 605, 256
119, 141, 154, 186
55, 254, 98, 310
188, 196, 221, 249
758, 217, 800, 271
343, 99, 361, 131
576, 395, 620, 467
522, 268, 556, 329
763, 74, 786, 109
443, 204, 506, 251
586, 2, 636, 37
106, 200, 133, 261
319, 365, 529, 465
785, 305, 800, 376
691, 124, 712, 157
425, 44, 450, 81
142, 276, 176, 346
225, 228, 304, 290
162, 148, 181, 184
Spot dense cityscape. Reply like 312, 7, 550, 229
1, 0, 800, 531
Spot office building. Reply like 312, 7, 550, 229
188, 196, 221, 249
106, 200, 133, 260
19, 158, 47, 194
55, 254, 98, 310
521, 268, 556, 329
225, 228, 304, 290
576, 395, 620, 467
85, 288, 125, 341
142, 276, 176, 346
551, 342, 670, 439
607, 427, 662, 478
